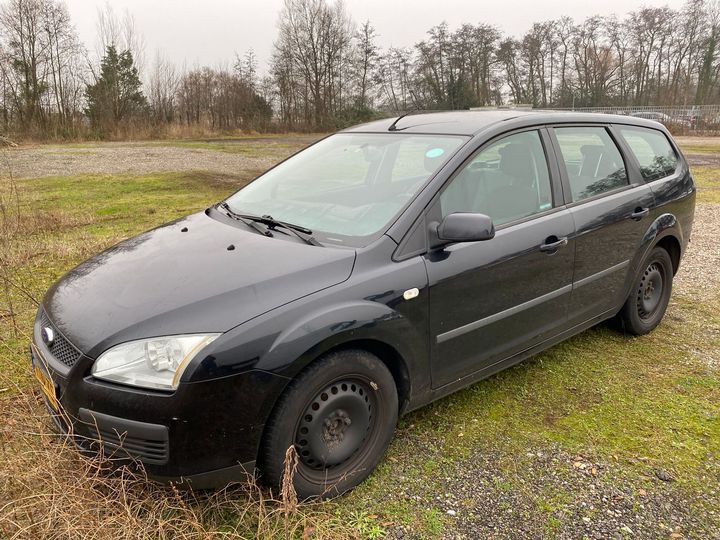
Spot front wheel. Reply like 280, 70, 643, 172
619, 246, 674, 335
259, 349, 398, 499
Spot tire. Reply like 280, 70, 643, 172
619, 246, 674, 335
259, 349, 398, 499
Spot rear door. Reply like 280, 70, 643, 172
549, 125, 654, 325
425, 128, 575, 388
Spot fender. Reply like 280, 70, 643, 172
621, 212, 683, 302
255, 299, 427, 400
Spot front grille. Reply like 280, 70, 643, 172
39, 311, 82, 368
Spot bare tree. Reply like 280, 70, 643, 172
0, 0, 50, 132
148, 51, 178, 125
272, 0, 354, 129
94, 2, 145, 78
176, 65, 271, 132
353, 20, 379, 110
375, 47, 415, 112
235, 49, 258, 90
696, 0, 720, 103
0, 0, 85, 136
6, 0, 720, 138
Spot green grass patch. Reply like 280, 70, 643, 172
343, 297, 719, 532
678, 143, 720, 154
688, 165, 720, 203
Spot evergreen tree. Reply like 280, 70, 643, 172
85, 45, 147, 133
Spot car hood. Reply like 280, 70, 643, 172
43, 210, 356, 358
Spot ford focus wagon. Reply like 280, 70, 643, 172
31, 111, 695, 498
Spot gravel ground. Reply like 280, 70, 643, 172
684, 153, 720, 167
668, 151, 719, 302
674, 203, 720, 301
383, 443, 718, 540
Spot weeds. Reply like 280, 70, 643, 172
0, 363, 358, 539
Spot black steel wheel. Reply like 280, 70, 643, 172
619, 246, 674, 335
259, 349, 398, 499
636, 262, 665, 320
296, 379, 373, 470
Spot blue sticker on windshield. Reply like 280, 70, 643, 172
426, 148, 444, 158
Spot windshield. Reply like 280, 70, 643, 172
223, 133, 467, 246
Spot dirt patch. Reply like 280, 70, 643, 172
1, 138, 316, 180
685, 153, 720, 167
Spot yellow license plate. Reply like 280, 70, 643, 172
34, 364, 59, 411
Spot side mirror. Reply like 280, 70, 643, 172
431, 212, 495, 248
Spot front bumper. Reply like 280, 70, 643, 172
31, 314, 289, 488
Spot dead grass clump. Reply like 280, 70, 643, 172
0, 375, 355, 540
23, 210, 98, 236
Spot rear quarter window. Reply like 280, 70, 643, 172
618, 126, 678, 181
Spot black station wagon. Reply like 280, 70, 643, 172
31, 111, 695, 498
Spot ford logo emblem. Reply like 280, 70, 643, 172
41, 326, 55, 347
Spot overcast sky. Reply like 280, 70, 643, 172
65, 0, 688, 73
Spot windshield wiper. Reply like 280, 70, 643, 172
245, 213, 322, 247
219, 203, 322, 247
218, 202, 273, 238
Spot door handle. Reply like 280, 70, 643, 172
540, 236, 568, 253
631, 207, 650, 220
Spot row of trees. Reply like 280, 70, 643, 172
0, 0, 273, 137
267, 0, 720, 128
2, 0, 720, 137
496, 0, 720, 108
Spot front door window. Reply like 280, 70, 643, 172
440, 130, 553, 227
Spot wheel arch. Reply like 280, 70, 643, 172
255, 333, 413, 474
637, 212, 685, 275
655, 234, 681, 275
314, 338, 412, 413
274, 334, 413, 416
255, 300, 425, 426
620, 213, 683, 308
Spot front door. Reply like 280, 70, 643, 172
425, 129, 575, 388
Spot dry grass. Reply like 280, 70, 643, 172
0, 343, 355, 540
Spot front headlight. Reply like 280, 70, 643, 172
91, 334, 220, 391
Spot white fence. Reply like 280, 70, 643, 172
547, 105, 720, 134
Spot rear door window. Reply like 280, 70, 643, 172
617, 126, 678, 181
554, 126, 629, 202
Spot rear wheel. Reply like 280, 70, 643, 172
619, 247, 673, 335
259, 349, 398, 499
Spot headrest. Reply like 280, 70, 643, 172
499, 143, 534, 184
580, 145, 609, 177
580, 145, 605, 159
